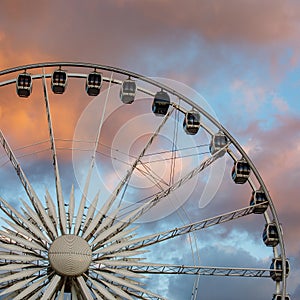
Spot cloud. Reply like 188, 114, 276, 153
165, 244, 274, 300
239, 114, 300, 254
0, 0, 299, 298
272, 97, 290, 112
128, 0, 300, 44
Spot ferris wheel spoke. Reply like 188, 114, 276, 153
20, 199, 50, 236
0, 274, 41, 297
122, 289, 162, 300
0, 267, 44, 286
0, 240, 41, 257
93, 265, 146, 279
96, 278, 135, 300
40, 274, 61, 300
121, 263, 273, 278
81, 191, 100, 236
0, 263, 40, 271
0, 130, 57, 240
76, 276, 94, 300
82, 205, 120, 242
95, 270, 165, 300
57, 278, 66, 300
88, 196, 161, 249
14, 276, 48, 300
95, 249, 148, 261
74, 162, 94, 235
70, 281, 79, 300
89, 282, 116, 300
0, 228, 46, 256
102, 202, 267, 254
135, 162, 168, 190
45, 190, 58, 230
67, 185, 75, 233
42, 70, 66, 235
112, 141, 231, 230
0, 251, 44, 263
92, 225, 138, 251
111, 287, 165, 300
83, 108, 174, 241
101, 107, 175, 219
0, 228, 47, 254
0, 196, 50, 246
85, 273, 116, 300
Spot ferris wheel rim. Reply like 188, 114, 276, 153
0, 61, 288, 298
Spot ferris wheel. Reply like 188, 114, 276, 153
0, 62, 290, 299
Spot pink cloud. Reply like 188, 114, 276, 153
241, 114, 300, 253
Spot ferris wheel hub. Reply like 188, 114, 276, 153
49, 234, 92, 276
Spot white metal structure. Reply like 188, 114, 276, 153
0, 62, 289, 299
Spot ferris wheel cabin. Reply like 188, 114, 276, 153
152, 90, 170, 116
270, 258, 290, 282
263, 223, 279, 247
250, 190, 269, 214
183, 111, 201, 135
16, 73, 32, 98
231, 159, 251, 184
51, 69, 68, 94
209, 131, 228, 157
272, 294, 291, 300
120, 79, 137, 104
86, 71, 102, 96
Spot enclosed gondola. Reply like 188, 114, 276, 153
263, 223, 279, 247
120, 79, 137, 104
51, 69, 68, 94
16, 73, 32, 98
272, 294, 291, 300
250, 190, 269, 214
152, 90, 170, 116
231, 159, 251, 184
270, 258, 290, 282
209, 131, 228, 157
86, 71, 102, 96
183, 110, 200, 135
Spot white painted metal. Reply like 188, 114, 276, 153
0, 275, 39, 296
93, 225, 138, 251
0, 239, 41, 254
0, 267, 42, 284
87, 275, 117, 300
83, 208, 120, 242
45, 190, 58, 229
0, 62, 288, 299
57, 278, 66, 300
0, 263, 36, 271
40, 274, 61, 300
0, 196, 50, 244
81, 191, 99, 234
20, 199, 49, 236
42, 71, 67, 235
71, 283, 79, 300
99, 279, 134, 300
97, 266, 146, 279
0, 253, 42, 262
0, 130, 58, 240
0, 229, 45, 251
68, 184, 75, 233
96, 249, 148, 259
74, 164, 92, 235
77, 276, 94, 300
13, 276, 47, 300
99, 271, 160, 298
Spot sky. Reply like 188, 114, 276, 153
0, 0, 300, 299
